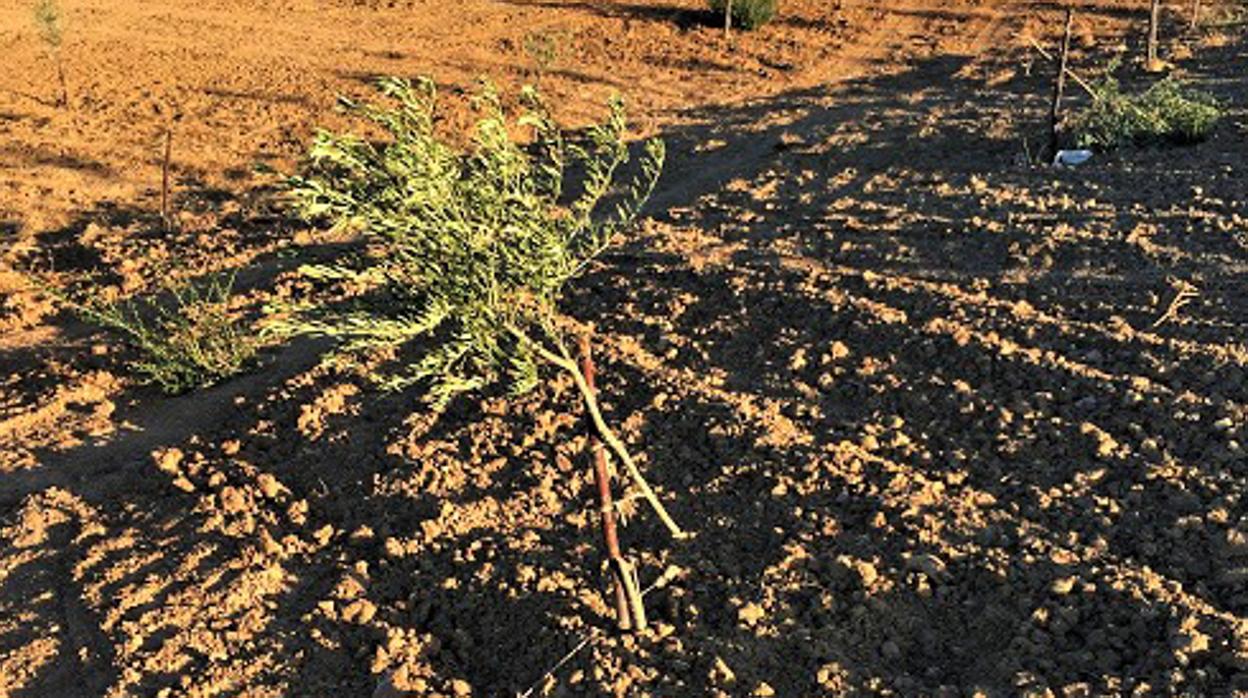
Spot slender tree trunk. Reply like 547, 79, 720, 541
54, 54, 68, 108
1049, 8, 1075, 162
724, 0, 733, 39
579, 335, 646, 631
1190, 0, 1201, 32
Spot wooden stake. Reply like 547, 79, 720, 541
1048, 8, 1075, 162
579, 334, 646, 631
1147, 0, 1162, 68
161, 127, 173, 231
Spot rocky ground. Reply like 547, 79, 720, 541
1, 0, 1246, 696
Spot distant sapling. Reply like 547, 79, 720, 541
522, 30, 566, 88
33, 0, 69, 108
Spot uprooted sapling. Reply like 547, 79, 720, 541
273, 76, 685, 627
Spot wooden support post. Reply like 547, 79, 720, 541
1049, 8, 1075, 162
161, 127, 173, 232
1147, 0, 1162, 69
579, 335, 646, 631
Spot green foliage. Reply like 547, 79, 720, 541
54, 273, 259, 394
522, 29, 566, 84
276, 77, 665, 410
1074, 70, 1222, 150
33, 0, 62, 49
710, 0, 777, 30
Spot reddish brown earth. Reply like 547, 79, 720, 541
1, 0, 1247, 696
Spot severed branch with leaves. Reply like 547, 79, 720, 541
271, 76, 686, 540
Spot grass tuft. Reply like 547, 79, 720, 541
54, 273, 260, 394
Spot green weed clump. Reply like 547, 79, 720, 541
33, 0, 61, 46
1074, 72, 1222, 150
58, 274, 259, 394
275, 76, 685, 537
522, 29, 566, 86
710, 0, 777, 30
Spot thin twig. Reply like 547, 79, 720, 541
1152, 279, 1199, 328
1025, 35, 1100, 100
512, 326, 688, 539
515, 566, 685, 698
516, 629, 601, 698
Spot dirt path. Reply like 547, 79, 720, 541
2, 0, 1247, 696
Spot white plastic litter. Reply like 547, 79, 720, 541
1053, 149, 1094, 167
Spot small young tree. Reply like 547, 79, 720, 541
710, 0, 776, 32
522, 29, 566, 88
33, 0, 69, 108
276, 77, 686, 539
39, 272, 259, 393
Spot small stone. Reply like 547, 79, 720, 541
219, 486, 248, 515
816, 662, 846, 688
1227, 529, 1248, 557
153, 447, 184, 474
1080, 422, 1118, 459
1051, 576, 1077, 595
258, 527, 284, 557
738, 602, 766, 627
855, 560, 879, 587
709, 656, 736, 685
342, 598, 377, 624
287, 500, 309, 527
789, 348, 809, 371
257, 473, 287, 499
351, 525, 377, 545
314, 524, 335, 545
